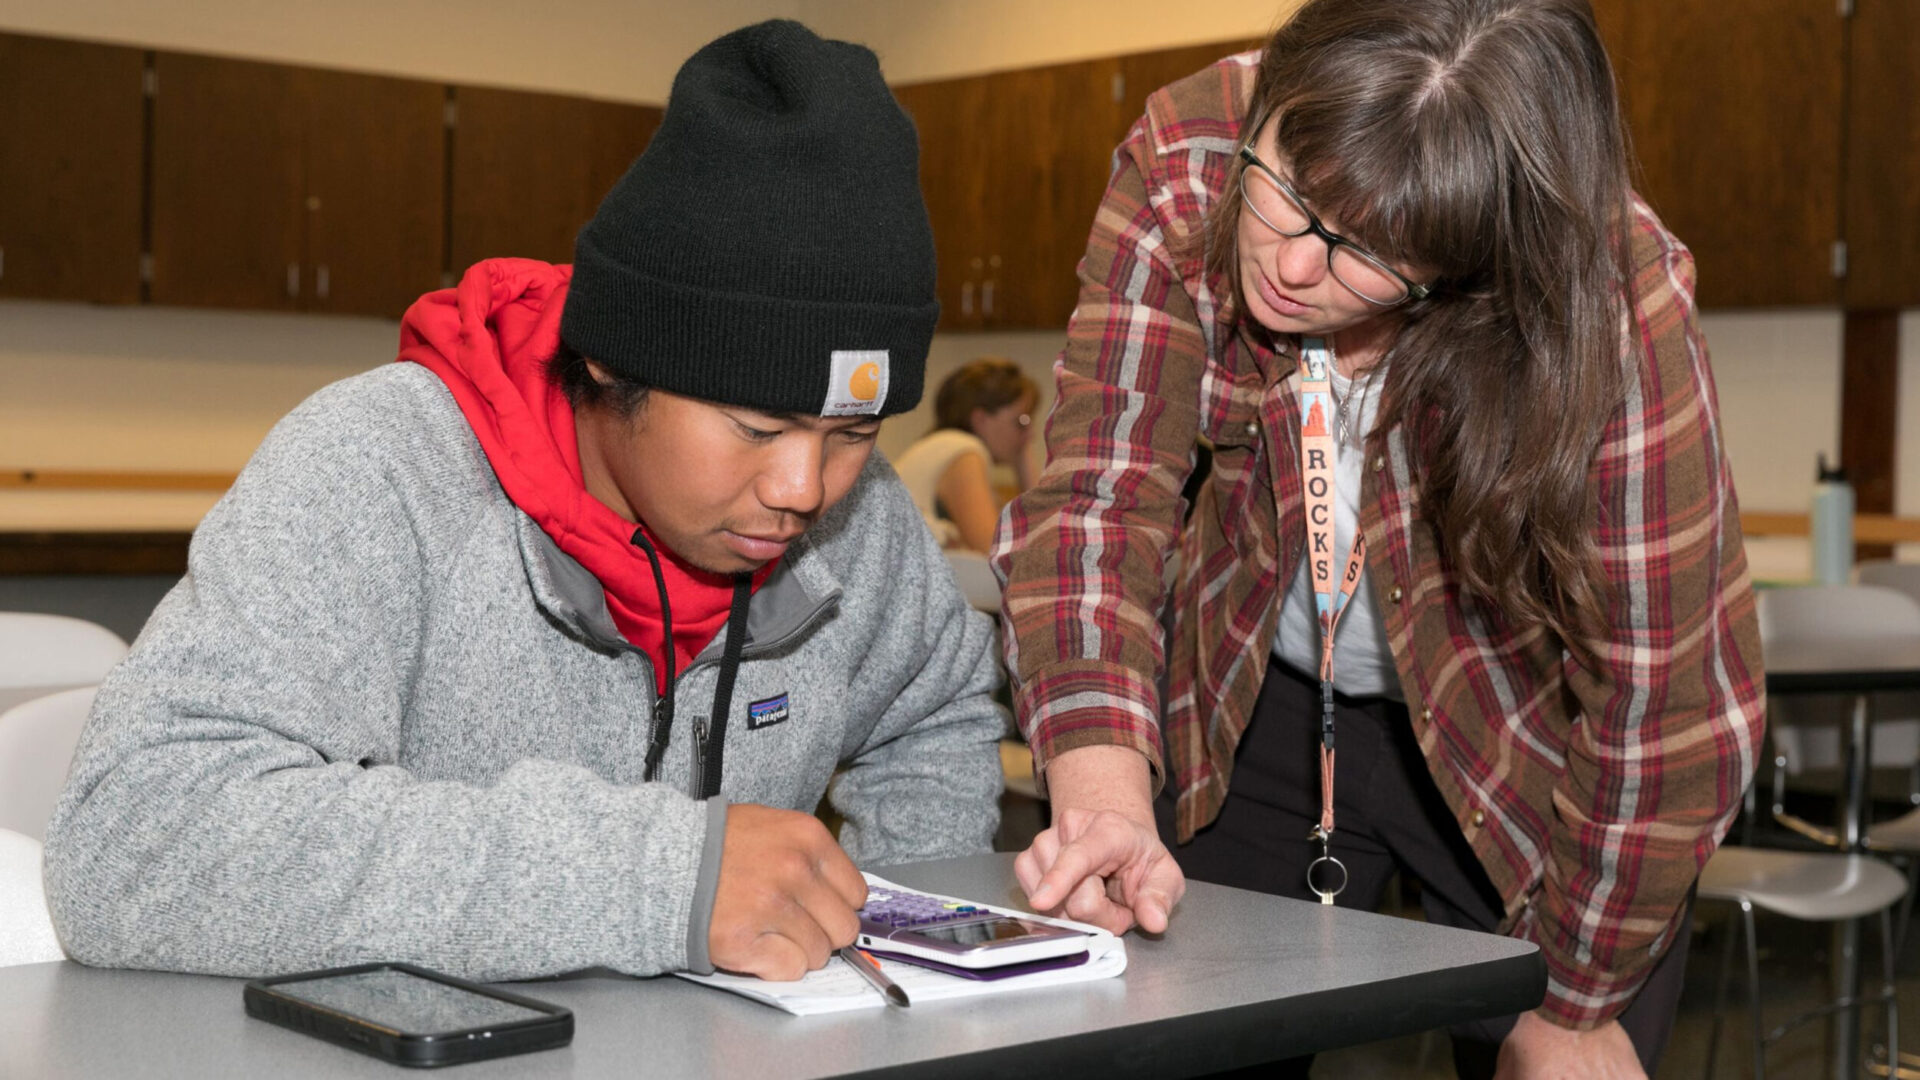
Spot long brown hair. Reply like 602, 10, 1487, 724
1205, 0, 1632, 651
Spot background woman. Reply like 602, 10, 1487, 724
991, 1, 1765, 1077
894, 357, 1038, 552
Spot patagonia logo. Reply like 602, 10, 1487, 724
746, 693, 791, 731
822, 350, 889, 417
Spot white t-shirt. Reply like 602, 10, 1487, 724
891, 428, 992, 547
1272, 362, 1404, 700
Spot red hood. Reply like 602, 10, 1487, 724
397, 259, 768, 695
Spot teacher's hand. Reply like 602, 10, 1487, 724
1013, 745, 1185, 935
1493, 1012, 1645, 1080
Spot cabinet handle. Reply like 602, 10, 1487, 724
286, 263, 300, 298
0, 245, 6, 281
961, 282, 974, 316
316, 265, 330, 301
982, 280, 995, 317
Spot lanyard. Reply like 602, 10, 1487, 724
1297, 337, 1367, 904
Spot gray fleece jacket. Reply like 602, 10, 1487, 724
42, 363, 1004, 981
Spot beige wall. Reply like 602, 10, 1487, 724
6, 300, 1912, 539
0, 0, 1297, 99
800, 0, 1299, 83
0, 0, 800, 102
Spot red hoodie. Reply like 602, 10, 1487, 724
397, 259, 771, 696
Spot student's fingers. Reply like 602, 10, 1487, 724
710, 878, 836, 979
710, 804, 862, 978
791, 872, 863, 951
732, 932, 816, 983
770, 885, 839, 973
812, 841, 870, 913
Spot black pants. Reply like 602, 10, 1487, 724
1155, 656, 1691, 1078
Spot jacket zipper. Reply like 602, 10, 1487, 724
674, 589, 836, 796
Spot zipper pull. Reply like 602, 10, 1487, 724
642, 693, 671, 783
692, 715, 710, 793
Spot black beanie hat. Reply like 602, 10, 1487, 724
561, 20, 938, 419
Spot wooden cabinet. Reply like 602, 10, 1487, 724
893, 77, 988, 330
990, 59, 1126, 329
0, 33, 145, 304
1843, 0, 1920, 309
448, 87, 661, 271
898, 39, 1259, 332
150, 53, 305, 312
8, 21, 1912, 323
150, 54, 446, 317
1599, 0, 1846, 308
302, 70, 447, 317
898, 56, 1144, 332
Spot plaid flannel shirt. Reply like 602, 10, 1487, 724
991, 53, 1766, 1029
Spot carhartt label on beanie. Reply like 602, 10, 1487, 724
560, 19, 937, 418
823, 350, 890, 417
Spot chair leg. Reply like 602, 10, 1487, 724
1884, 908, 1901, 1078
1897, 857, 1919, 964
1706, 901, 1741, 1080
1744, 900, 1767, 1080
1742, 776, 1758, 847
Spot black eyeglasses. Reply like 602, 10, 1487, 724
1236, 144, 1431, 307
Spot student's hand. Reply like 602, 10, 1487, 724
708, 804, 868, 981
1013, 745, 1185, 935
1493, 1011, 1645, 1080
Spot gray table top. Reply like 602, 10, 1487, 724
0, 853, 1543, 1079
1765, 635, 1920, 694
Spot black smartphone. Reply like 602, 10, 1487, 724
244, 962, 573, 1068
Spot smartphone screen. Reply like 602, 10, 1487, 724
269, 968, 549, 1035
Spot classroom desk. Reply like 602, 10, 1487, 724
0, 853, 1544, 1079
1765, 635, 1920, 1080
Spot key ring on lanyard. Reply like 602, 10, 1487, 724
1298, 337, 1368, 905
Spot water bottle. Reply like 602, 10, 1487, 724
1810, 453, 1854, 585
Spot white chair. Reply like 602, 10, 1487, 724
0, 826, 64, 967
1698, 846, 1905, 1080
1858, 563, 1920, 773
0, 687, 97, 842
1758, 586, 1920, 847
0, 613, 127, 715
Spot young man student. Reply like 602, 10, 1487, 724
43, 20, 1004, 984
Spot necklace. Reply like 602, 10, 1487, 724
1327, 341, 1377, 447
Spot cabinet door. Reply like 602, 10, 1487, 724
1598, 0, 1845, 308
150, 52, 307, 310
1843, 0, 1920, 309
985, 61, 1122, 329
303, 69, 447, 318
582, 99, 663, 223
894, 78, 989, 331
0, 33, 144, 303
449, 87, 658, 272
